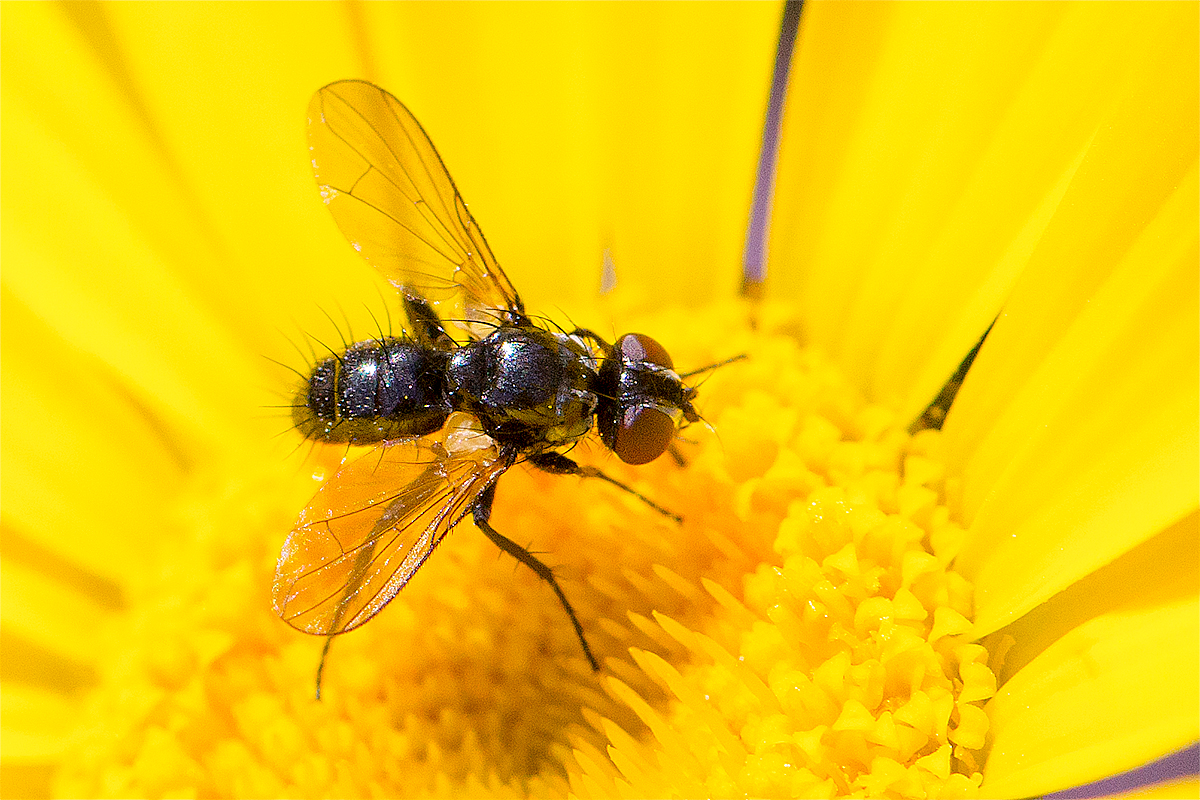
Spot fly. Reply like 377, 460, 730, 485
273, 80, 732, 697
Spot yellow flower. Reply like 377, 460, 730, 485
2, 2, 1195, 799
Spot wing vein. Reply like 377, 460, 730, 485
327, 88, 471, 267
306, 80, 524, 330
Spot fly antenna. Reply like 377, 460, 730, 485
679, 353, 748, 380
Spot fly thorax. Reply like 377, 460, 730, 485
447, 327, 598, 445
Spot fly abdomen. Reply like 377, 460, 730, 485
293, 337, 452, 444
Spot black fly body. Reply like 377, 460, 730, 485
273, 81, 730, 697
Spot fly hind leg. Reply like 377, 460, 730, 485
401, 292, 455, 350
528, 452, 682, 523
472, 482, 600, 672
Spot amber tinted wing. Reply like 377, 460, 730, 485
308, 80, 524, 329
273, 434, 508, 635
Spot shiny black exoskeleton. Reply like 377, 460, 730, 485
293, 294, 698, 467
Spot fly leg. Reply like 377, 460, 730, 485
315, 635, 334, 701
567, 327, 611, 352
472, 482, 601, 672
528, 452, 682, 524
401, 292, 455, 350
666, 442, 687, 468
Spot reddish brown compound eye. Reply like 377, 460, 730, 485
617, 333, 673, 370
613, 406, 675, 465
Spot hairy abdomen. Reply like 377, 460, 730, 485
293, 338, 452, 444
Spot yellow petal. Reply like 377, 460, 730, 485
95, 1, 385, 341
0, 685, 80, 759
976, 513, 1198, 796
1, 557, 114, 673
350, 2, 780, 312
2, 12, 275, 460
1, 294, 185, 583
98, 1, 778, 323
950, 163, 1198, 634
981, 585, 1199, 796
769, 2, 1197, 421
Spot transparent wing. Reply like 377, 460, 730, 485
308, 79, 525, 330
273, 430, 508, 636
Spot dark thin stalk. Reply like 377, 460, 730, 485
741, 0, 803, 299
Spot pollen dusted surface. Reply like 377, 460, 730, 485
55, 302, 993, 799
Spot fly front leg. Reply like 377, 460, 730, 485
528, 452, 682, 524
472, 482, 600, 672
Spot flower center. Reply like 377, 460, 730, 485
564, 308, 995, 798
53, 305, 996, 799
